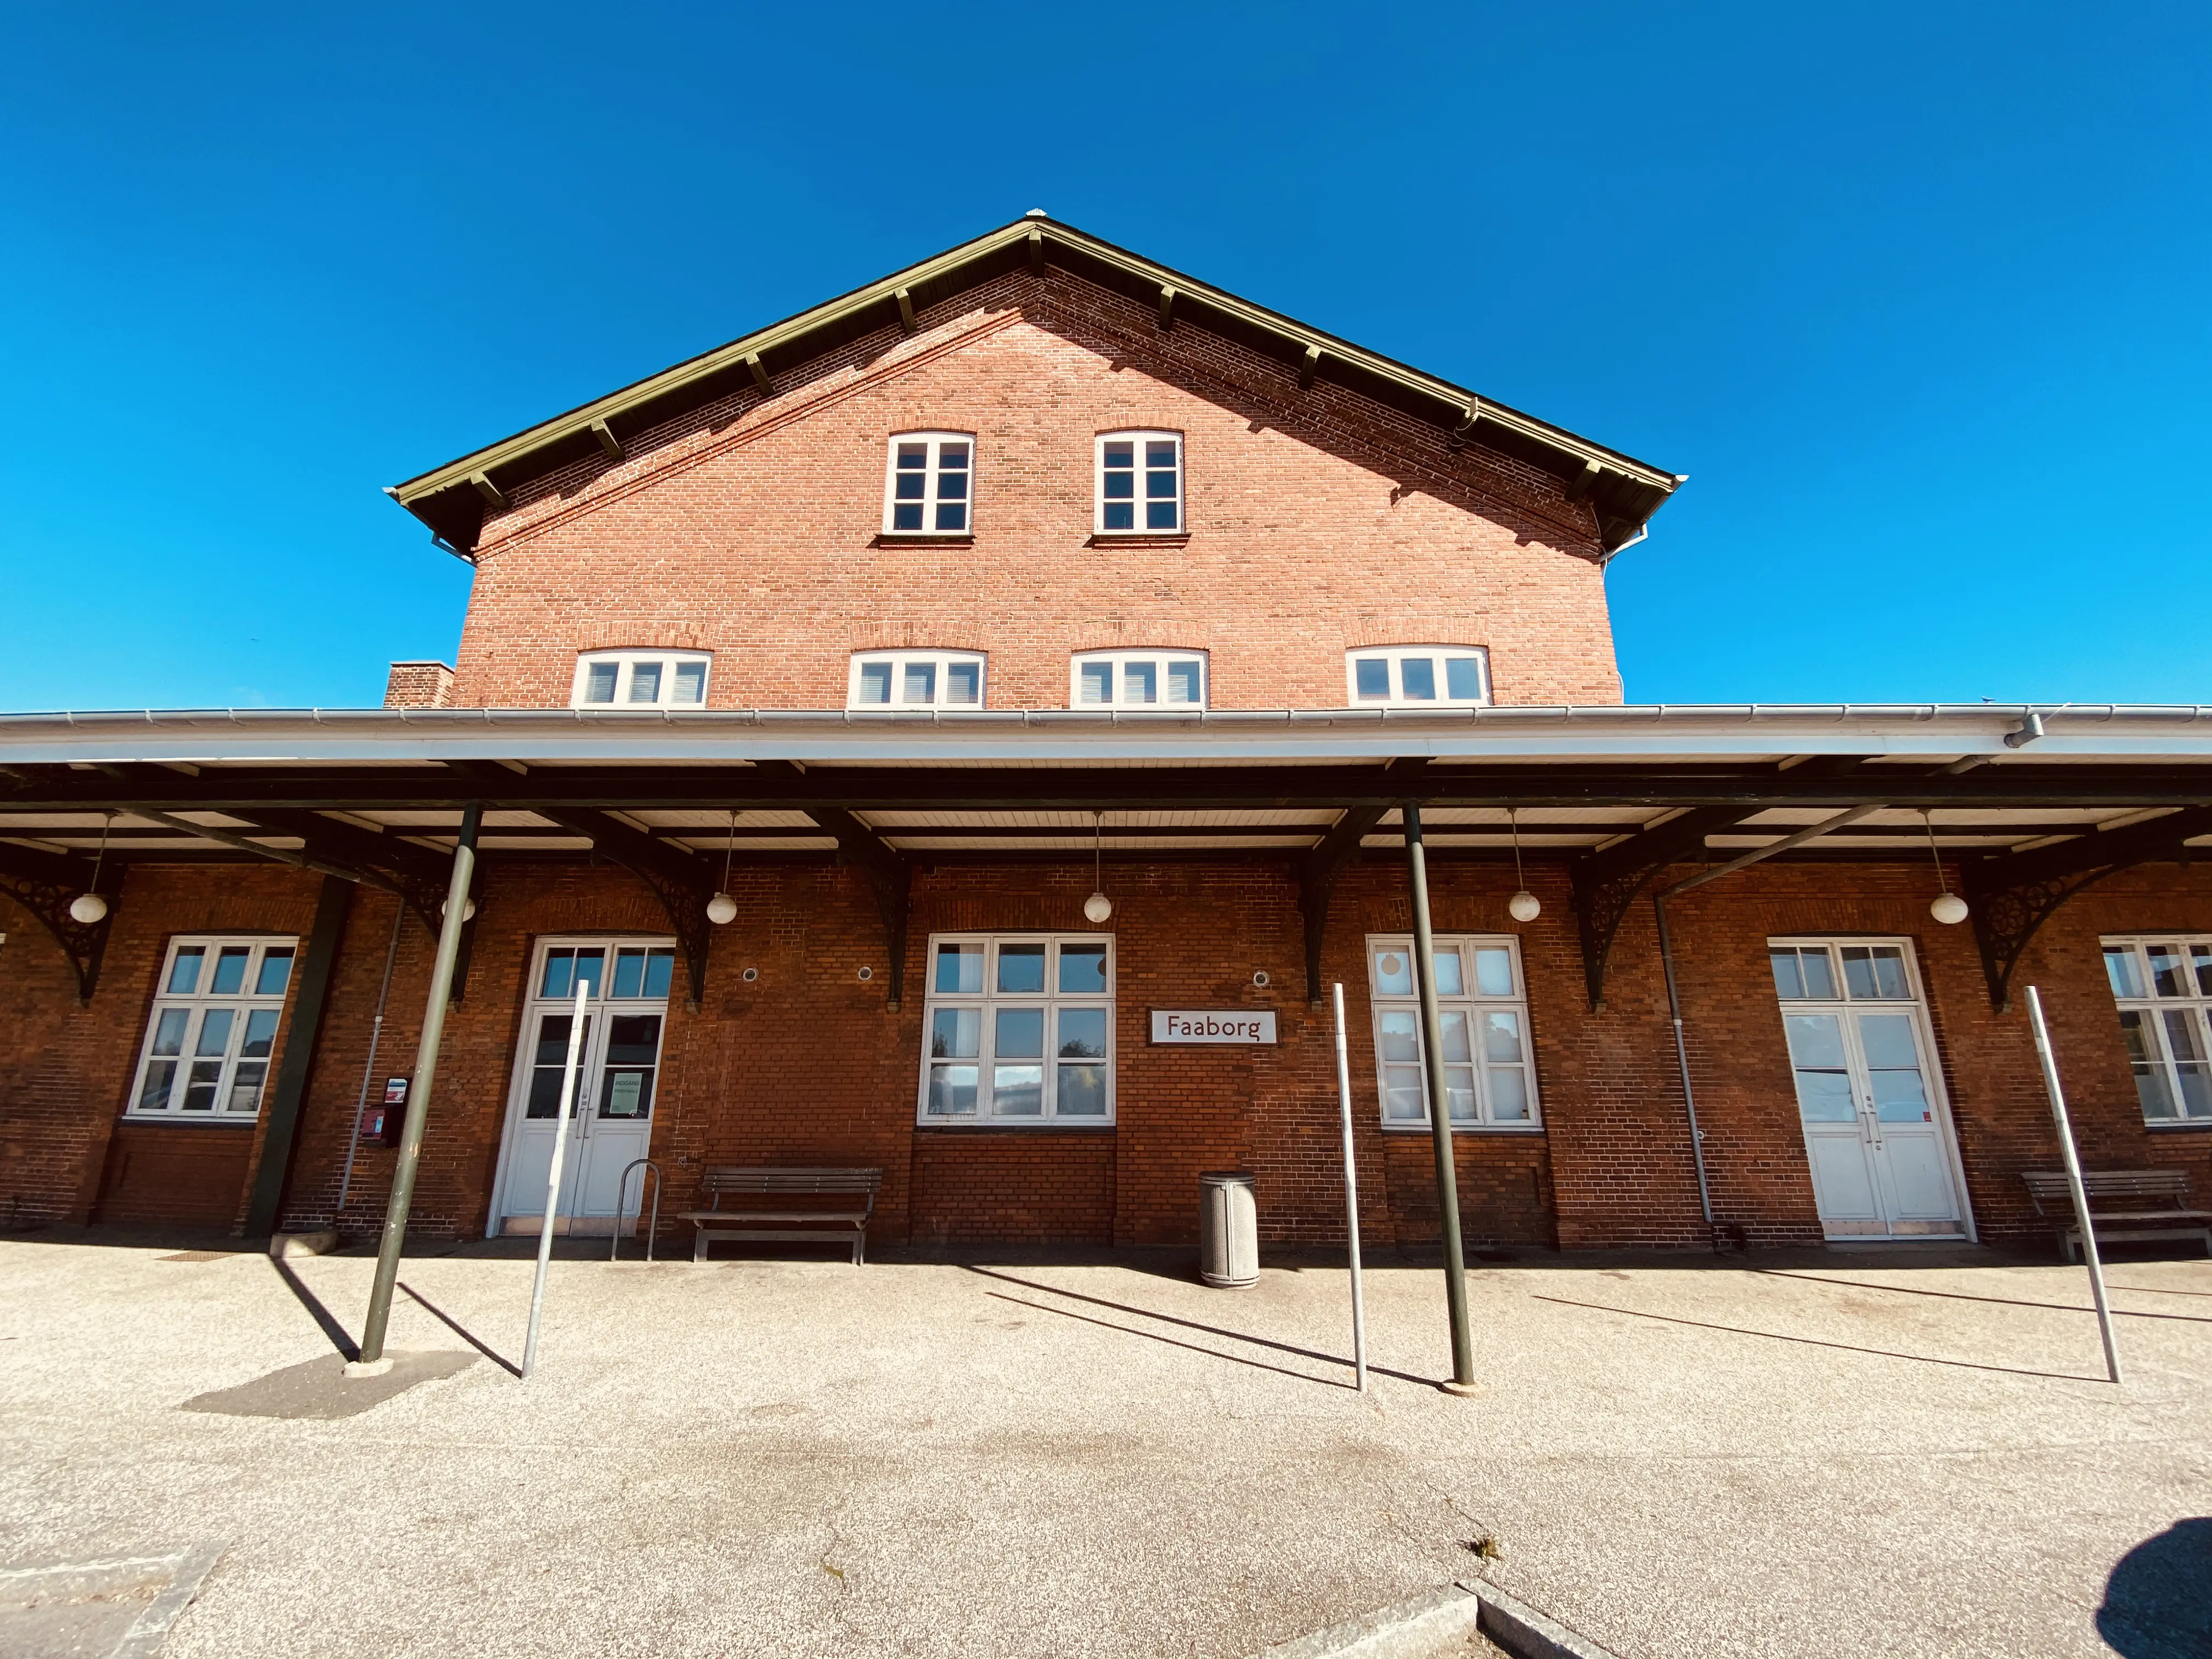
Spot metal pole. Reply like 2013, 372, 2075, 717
1653, 895, 1717, 1232
523, 981, 588, 1379
336, 896, 407, 1216
1331, 982, 1368, 1393
354, 804, 479, 1372
2024, 987, 2124, 1385
1403, 802, 1477, 1393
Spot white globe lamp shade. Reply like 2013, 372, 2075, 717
1929, 892, 1969, 926
68, 892, 109, 924
706, 892, 738, 926
1508, 890, 1542, 923
1082, 891, 1113, 924
439, 898, 478, 922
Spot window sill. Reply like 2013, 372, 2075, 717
914, 1121, 1117, 1133
2145, 1119, 2212, 1131
116, 1114, 261, 1129
874, 532, 975, 548
1379, 1123, 1546, 1136
1087, 532, 1191, 549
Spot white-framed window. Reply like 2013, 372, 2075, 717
848, 650, 985, 709
1096, 431, 1183, 533
918, 934, 1114, 1124
126, 936, 297, 1121
883, 432, 973, 534
572, 651, 711, 709
2102, 936, 2212, 1122
1346, 646, 1490, 707
1365, 934, 1538, 1130
1071, 649, 1207, 709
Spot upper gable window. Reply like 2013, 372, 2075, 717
574, 651, 711, 709
849, 651, 986, 709
1097, 432, 1182, 534
884, 433, 973, 534
1071, 650, 1207, 709
1345, 646, 1490, 708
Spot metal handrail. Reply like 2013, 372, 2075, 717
611, 1159, 663, 1263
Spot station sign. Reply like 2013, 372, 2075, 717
1149, 1010, 1277, 1045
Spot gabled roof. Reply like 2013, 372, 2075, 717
389, 216, 1684, 559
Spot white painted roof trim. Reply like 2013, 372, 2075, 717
3, 703, 2211, 766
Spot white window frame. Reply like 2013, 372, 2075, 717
848, 650, 986, 710
1095, 430, 1183, 534
917, 933, 1115, 1125
1070, 649, 1208, 709
1345, 646, 1491, 708
882, 431, 975, 535
2101, 935, 2212, 1124
1365, 933, 1540, 1131
572, 651, 712, 710
125, 935, 299, 1123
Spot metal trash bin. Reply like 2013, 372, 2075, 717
1199, 1171, 1260, 1289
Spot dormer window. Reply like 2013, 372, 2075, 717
573, 651, 711, 709
1071, 650, 1207, 709
884, 433, 973, 534
1345, 646, 1489, 707
849, 651, 986, 709
1097, 431, 1182, 533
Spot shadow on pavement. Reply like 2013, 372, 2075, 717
1752, 1269, 2212, 1324
267, 1256, 358, 1361
1526, 1294, 2109, 1382
2098, 1518, 2212, 1657
967, 1265, 1441, 1390
399, 1281, 521, 1378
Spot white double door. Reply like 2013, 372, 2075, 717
1773, 939, 1971, 1240
491, 938, 675, 1237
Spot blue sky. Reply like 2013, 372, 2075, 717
2, 3, 2207, 710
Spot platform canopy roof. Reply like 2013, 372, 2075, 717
7, 701, 2209, 1013
386, 216, 1684, 558
4, 701, 2209, 865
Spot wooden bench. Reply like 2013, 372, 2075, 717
680, 1167, 883, 1265
2021, 1169, 2212, 1262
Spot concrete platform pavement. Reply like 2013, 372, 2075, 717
0, 1233, 2204, 1658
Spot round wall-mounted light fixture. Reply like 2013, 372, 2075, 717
857, 965, 874, 981
1251, 970, 1271, 988
706, 892, 738, 926
439, 898, 478, 922
742, 966, 759, 983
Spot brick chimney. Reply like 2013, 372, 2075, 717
384, 661, 456, 709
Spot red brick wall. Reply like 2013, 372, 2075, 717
93, 1122, 255, 1229
911, 1130, 1114, 1246
446, 268, 1623, 713
0, 862, 324, 1229
9, 854, 2209, 1252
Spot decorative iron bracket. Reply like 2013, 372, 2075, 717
0, 842, 114, 1003
518, 806, 713, 1009
1569, 806, 1751, 1010
1964, 805, 2212, 1012
1299, 804, 1391, 1004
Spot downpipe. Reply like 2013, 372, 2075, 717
1652, 892, 1720, 1246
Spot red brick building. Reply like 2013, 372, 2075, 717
3, 217, 2209, 1256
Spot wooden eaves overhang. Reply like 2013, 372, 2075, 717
4, 702, 2210, 1014
386, 216, 1684, 557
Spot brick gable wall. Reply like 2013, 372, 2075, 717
444, 269, 1624, 711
